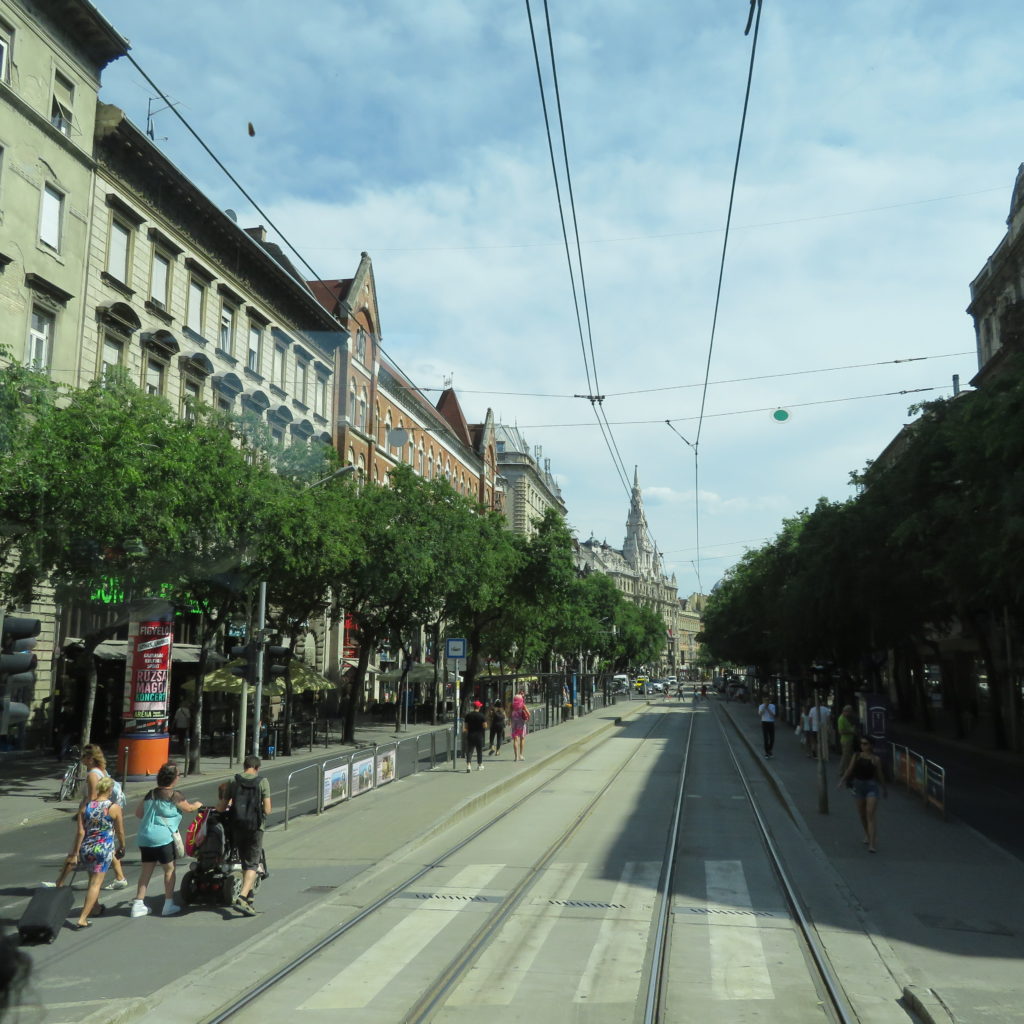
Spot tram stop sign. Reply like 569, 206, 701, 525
771, 408, 791, 424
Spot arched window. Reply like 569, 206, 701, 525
445, 459, 451, 482
427, 452, 433, 479
349, 377, 356, 423
358, 452, 366, 482
418, 444, 425, 475
347, 446, 356, 467
375, 403, 382, 442
394, 419, 404, 456
407, 439, 415, 465
383, 412, 392, 450
358, 386, 368, 430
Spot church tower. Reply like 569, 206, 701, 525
622, 467, 656, 575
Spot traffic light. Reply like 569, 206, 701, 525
265, 645, 291, 681
0, 615, 41, 693
229, 642, 256, 683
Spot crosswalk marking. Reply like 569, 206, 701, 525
705, 860, 774, 1000
447, 861, 588, 1006
298, 863, 504, 1010
573, 860, 661, 1004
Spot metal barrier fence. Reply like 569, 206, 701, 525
280, 690, 616, 829
888, 741, 946, 819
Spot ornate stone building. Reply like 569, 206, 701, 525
494, 423, 566, 535
575, 470, 694, 674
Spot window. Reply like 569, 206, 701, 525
51, 71, 74, 136
40, 185, 63, 250
417, 444, 424, 475
272, 342, 285, 386
427, 452, 433, 480
295, 360, 308, 404
144, 357, 165, 396
107, 218, 131, 284
150, 250, 170, 307
270, 425, 284, 445
27, 307, 54, 369
358, 386, 367, 430
355, 328, 367, 363
247, 324, 262, 373
101, 335, 123, 376
182, 377, 201, 420
219, 304, 236, 353
187, 278, 206, 334
314, 375, 327, 417
348, 377, 356, 421
0, 21, 12, 83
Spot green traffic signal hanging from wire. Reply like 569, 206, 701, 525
771, 408, 791, 423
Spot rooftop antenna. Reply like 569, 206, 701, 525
146, 96, 179, 141
443, 374, 453, 389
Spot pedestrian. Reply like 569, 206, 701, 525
488, 699, 506, 756
71, 775, 126, 929
837, 705, 858, 778
807, 702, 831, 760
799, 703, 813, 756
46, 745, 128, 889
217, 755, 271, 917
837, 737, 887, 852
510, 693, 530, 762
700, 684, 708, 700
757, 694, 776, 758
463, 700, 487, 771
130, 762, 202, 919
172, 702, 191, 752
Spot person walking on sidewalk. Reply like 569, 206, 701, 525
218, 755, 271, 916
463, 701, 487, 771
837, 737, 887, 852
757, 695, 777, 758
71, 776, 126, 930
510, 693, 530, 762
488, 699, 506, 756
130, 762, 201, 919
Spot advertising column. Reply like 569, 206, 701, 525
119, 606, 173, 778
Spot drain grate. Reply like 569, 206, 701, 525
675, 906, 777, 918
548, 900, 626, 909
400, 891, 502, 903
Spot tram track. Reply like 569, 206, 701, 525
201, 708, 671, 1024
199, 699, 893, 1023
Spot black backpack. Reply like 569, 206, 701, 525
230, 774, 265, 831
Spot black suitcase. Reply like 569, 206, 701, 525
18, 886, 75, 944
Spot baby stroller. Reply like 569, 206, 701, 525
179, 807, 267, 907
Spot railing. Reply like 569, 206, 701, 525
279, 693, 614, 829
888, 741, 946, 819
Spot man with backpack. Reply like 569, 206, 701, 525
217, 755, 271, 917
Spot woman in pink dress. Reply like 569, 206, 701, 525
510, 693, 530, 762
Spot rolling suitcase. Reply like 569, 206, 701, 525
18, 885, 75, 944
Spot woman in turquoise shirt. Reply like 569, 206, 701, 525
130, 762, 201, 919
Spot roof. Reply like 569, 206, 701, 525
435, 388, 472, 446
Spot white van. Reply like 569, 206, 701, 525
612, 674, 630, 692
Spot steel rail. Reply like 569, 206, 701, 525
200, 708, 669, 1024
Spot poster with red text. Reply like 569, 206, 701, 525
122, 618, 174, 722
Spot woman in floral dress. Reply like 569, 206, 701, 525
70, 776, 126, 929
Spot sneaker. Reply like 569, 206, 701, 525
130, 900, 151, 918
476, 763, 484, 771
104, 878, 129, 891
161, 902, 182, 917
465, 765, 472, 773
39, 881, 56, 888
233, 895, 256, 917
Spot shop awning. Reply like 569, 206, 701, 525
63, 638, 226, 666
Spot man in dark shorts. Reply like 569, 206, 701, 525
218, 755, 271, 916
463, 701, 487, 772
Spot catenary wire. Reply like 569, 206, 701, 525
524, 0, 631, 495
515, 384, 944, 428
395, 351, 972, 399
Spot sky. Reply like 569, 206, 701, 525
92, 0, 1022, 598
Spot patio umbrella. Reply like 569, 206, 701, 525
183, 661, 286, 697
287, 658, 337, 694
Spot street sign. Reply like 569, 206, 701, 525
445, 637, 467, 660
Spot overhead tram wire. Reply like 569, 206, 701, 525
396, 350, 973, 399
679, 0, 766, 594
524, 0, 631, 496
121, 52, 438, 418
540, 0, 633, 493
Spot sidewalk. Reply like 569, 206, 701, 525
720, 699, 1024, 1024
0, 715, 447, 835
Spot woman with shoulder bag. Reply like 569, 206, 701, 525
130, 762, 201, 919
71, 775, 126, 929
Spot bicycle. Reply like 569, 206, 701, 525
58, 745, 83, 802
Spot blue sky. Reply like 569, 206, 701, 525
94, 0, 1021, 598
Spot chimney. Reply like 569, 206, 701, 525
245, 225, 268, 243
